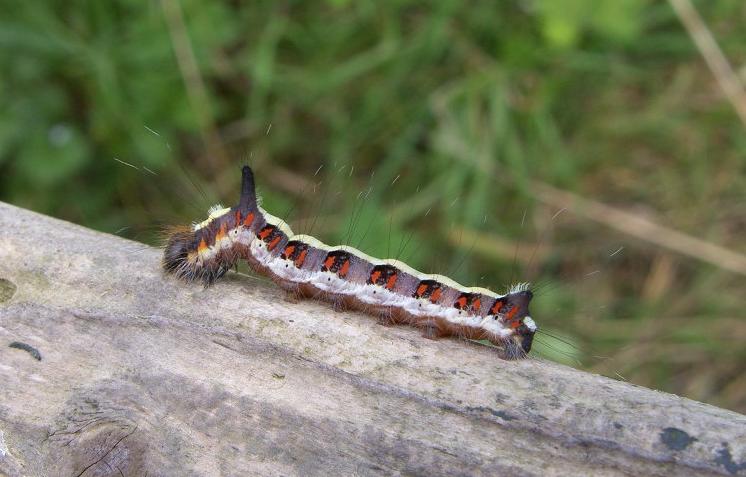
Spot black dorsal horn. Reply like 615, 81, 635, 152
239, 165, 257, 210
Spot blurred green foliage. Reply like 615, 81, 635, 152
1, 0, 744, 412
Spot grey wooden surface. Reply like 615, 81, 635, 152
0, 201, 744, 477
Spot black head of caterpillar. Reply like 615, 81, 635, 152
162, 166, 258, 286
162, 225, 232, 285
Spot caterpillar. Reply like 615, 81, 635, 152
163, 166, 537, 359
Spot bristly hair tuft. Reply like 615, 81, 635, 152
508, 282, 531, 294
207, 203, 225, 216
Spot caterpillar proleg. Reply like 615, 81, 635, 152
163, 166, 537, 359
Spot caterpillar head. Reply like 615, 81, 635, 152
162, 226, 195, 276
162, 225, 230, 285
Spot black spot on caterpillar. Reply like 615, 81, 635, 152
163, 166, 537, 359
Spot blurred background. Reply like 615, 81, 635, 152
1, 1, 744, 412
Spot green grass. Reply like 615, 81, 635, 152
1, 0, 744, 412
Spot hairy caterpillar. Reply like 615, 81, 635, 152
163, 166, 537, 359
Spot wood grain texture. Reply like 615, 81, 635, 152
0, 201, 744, 477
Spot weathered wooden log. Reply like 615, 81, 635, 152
0, 201, 744, 476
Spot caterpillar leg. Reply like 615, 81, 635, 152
419, 321, 447, 340
376, 315, 397, 327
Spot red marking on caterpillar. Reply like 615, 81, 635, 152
162, 166, 537, 359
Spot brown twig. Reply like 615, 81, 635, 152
445, 227, 548, 265
532, 181, 746, 277
669, 0, 746, 128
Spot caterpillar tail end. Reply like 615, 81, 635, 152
503, 289, 537, 359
